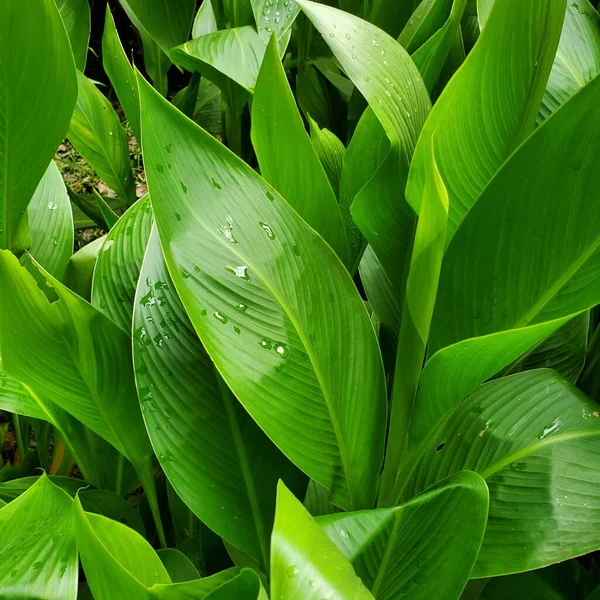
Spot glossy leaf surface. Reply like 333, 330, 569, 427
138, 73, 386, 510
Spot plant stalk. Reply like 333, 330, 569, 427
139, 463, 168, 549
13, 414, 26, 462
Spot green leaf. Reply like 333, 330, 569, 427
92, 196, 153, 333
297, 0, 431, 300
190, 80, 223, 136
68, 72, 137, 206
0, 0, 77, 250
133, 227, 306, 566
407, 0, 566, 242
0, 474, 77, 599
170, 26, 266, 92
138, 72, 386, 510
148, 569, 261, 599
0, 475, 88, 502
27, 161, 74, 279
140, 30, 172, 97
192, 0, 218, 38
103, 4, 141, 140
510, 312, 589, 382
0, 251, 154, 492
116, 0, 195, 57
408, 0, 468, 92
75, 496, 171, 599
541, 0, 600, 121
308, 115, 346, 198
252, 0, 301, 41
411, 72, 600, 455
403, 369, 600, 576
252, 36, 348, 263
56, 0, 91, 71
63, 236, 106, 300
0, 376, 136, 493
319, 471, 489, 600
271, 481, 374, 599
157, 549, 200, 583
79, 489, 146, 537
379, 138, 448, 504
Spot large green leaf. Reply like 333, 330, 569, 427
0, 375, 136, 493
403, 370, 600, 576
117, 0, 195, 57
319, 471, 488, 600
56, 0, 91, 70
92, 195, 153, 333
252, 36, 347, 263
0, 0, 77, 250
192, 0, 218, 38
68, 71, 136, 206
407, 0, 566, 242
411, 72, 600, 455
133, 227, 306, 566
297, 0, 431, 301
271, 481, 374, 599
0, 474, 77, 599
138, 73, 386, 510
0, 251, 154, 495
103, 4, 141, 140
27, 161, 74, 279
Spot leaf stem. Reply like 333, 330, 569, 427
13, 414, 26, 462
139, 462, 168, 549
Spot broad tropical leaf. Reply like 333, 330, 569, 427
56, 0, 91, 70
92, 195, 153, 332
133, 227, 306, 566
403, 370, 600, 576
0, 475, 78, 600
138, 73, 387, 510
319, 471, 489, 600
0, 0, 77, 250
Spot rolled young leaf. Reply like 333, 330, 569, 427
0, 0, 77, 250
138, 72, 387, 510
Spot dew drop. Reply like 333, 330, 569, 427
292, 245, 301, 256
234, 326, 241, 335
175, 213, 181, 221
211, 177, 222, 189
287, 566, 299, 578
266, 190, 275, 201
156, 163, 164, 173
363, 76, 372, 82
345, 33, 351, 40
259, 221, 276, 239
237, 303, 248, 312
180, 181, 188, 194
340, 528, 349, 539
539, 420, 561, 440
165, 143, 173, 153
214, 311, 228, 324
275, 343, 289, 358
181, 269, 190, 279
47, 202, 57, 210
225, 265, 251, 281
259, 337, 272, 350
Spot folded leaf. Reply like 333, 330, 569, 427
0, 0, 77, 250
403, 369, 600, 576
138, 72, 386, 510
271, 481, 374, 599
319, 471, 489, 600
252, 0, 300, 41
133, 227, 306, 566
0, 474, 78, 600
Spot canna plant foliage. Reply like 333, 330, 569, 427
2, 0, 600, 597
